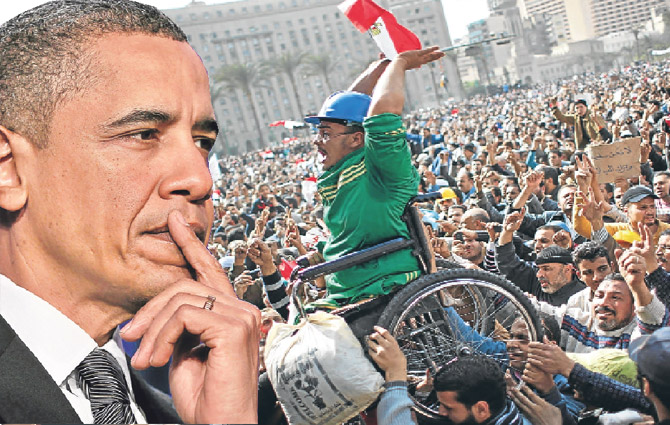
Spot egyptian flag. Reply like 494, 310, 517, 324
338, 0, 421, 59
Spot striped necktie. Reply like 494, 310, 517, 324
75, 348, 138, 424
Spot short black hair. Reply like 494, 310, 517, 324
0, 0, 187, 148
434, 356, 506, 417
537, 166, 559, 185
572, 241, 610, 266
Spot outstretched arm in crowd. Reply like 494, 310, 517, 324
368, 47, 444, 117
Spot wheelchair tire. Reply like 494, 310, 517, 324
376, 268, 543, 425
435, 258, 462, 270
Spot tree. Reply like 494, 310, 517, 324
305, 54, 336, 94
213, 63, 268, 148
266, 51, 308, 118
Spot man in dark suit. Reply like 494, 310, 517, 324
0, 1, 260, 423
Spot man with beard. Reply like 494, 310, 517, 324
532, 260, 667, 353
452, 231, 485, 268
496, 210, 585, 306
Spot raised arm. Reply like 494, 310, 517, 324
368, 46, 444, 117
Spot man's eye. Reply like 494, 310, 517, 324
126, 129, 159, 141
195, 137, 216, 152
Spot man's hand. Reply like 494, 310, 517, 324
431, 236, 451, 259
578, 187, 606, 230
247, 238, 278, 276
509, 384, 562, 425
629, 223, 659, 273
522, 363, 556, 395
499, 208, 525, 246
368, 326, 407, 382
233, 272, 254, 298
121, 211, 261, 424
552, 230, 572, 250
615, 248, 653, 307
395, 46, 445, 71
524, 171, 543, 193
574, 156, 594, 192
526, 338, 574, 377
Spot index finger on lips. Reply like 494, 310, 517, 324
168, 210, 235, 296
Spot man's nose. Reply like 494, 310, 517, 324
158, 141, 213, 203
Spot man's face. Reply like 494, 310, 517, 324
614, 187, 625, 208
313, 122, 358, 170
472, 160, 483, 174
599, 184, 613, 202
17, 34, 216, 310
558, 187, 576, 214
654, 175, 670, 199
533, 229, 556, 255
457, 174, 473, 193
576, 257, 612, 292
656, 234, 670, 272
576, 104, 587, 116
506, 320, 530, 371
505, 186, 520, 205
438, 198, 456, 213
448, 207, 464, 224
549, 152, 561, 167
258, 184, 270, 199
437, 391, 480, 425
626, 197, 656, 226
452, 236, 483, 263
536, 263, 572, 294
592, 280, 634, 332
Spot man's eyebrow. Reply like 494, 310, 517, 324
194, 118, 219, 136
100, 109, 175, 131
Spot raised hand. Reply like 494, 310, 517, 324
396, 46, 445, 71
368, 326, 407, 382
121, 210, 261, 424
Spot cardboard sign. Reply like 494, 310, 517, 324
587, 138, 641, 184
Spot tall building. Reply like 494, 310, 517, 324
162, 0, 458, 154
519, 0, 668, 42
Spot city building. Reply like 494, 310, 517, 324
162, 0, 459, 154
518, 0, 669, 43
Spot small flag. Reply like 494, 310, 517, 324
278, 258, 298, 280
269, 120, 285, 127
338, 0, 421, 59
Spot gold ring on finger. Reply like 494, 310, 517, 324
203, 295, 216, 311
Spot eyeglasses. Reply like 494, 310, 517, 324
658, 245, 670, 251
312, 131, 358, 143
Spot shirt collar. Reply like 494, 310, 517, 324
0, 274, 124, 386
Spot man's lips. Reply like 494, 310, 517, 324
144, 223, 207, 244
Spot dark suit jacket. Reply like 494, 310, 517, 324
0, 314, 182, 424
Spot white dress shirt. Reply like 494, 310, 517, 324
0, 274, 148, 423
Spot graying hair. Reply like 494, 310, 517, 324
0, 0, 187, 147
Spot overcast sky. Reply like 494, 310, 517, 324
0, 0, 489, 41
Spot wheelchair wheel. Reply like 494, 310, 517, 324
435, 258, 462, 270
376, 268, 542, 425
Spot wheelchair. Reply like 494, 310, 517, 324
288, 192, 543, 424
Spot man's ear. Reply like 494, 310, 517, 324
347, 131, 365, 151
0, 125, 29, 212
471, 400, 491, 422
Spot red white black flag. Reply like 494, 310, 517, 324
338, 0, 421, 59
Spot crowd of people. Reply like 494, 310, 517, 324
208, 58, 670, 425
2, 1, 670, 424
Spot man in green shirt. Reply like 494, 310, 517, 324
304, 47, 444, 307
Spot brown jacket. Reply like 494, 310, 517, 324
552, 107, 610, 150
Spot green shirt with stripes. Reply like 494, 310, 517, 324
314, 113, 421, 307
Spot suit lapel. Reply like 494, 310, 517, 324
0, 314, 82, 424
129, 366, 181, 423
